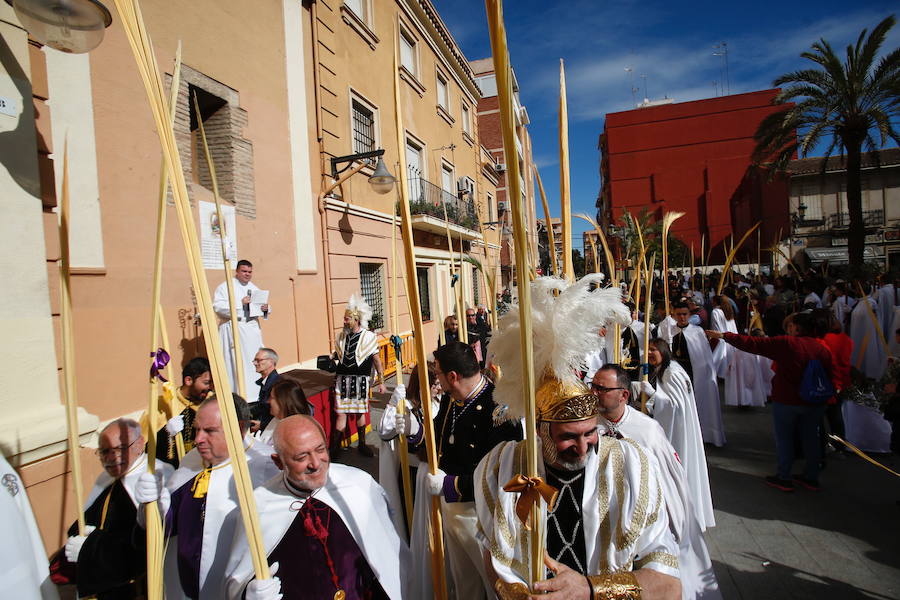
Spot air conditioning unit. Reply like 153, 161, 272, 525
495, 162, 507, 172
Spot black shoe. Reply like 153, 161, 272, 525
793, 475, 820, 491
765, 476, 795, 492
357, 443, 374, 458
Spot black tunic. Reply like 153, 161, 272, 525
63, 480, 147, 599
671, 329, 694, 380
545, 464, 588, 575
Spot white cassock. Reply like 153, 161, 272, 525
663, 323, 726, 447
711, 310, 766, 408
641, 362, 715, 531
601, 407, 721, 599
0, 454, 59, 600
849, 296, 887, 380
163, 436, 279, 600
876, 284, 897, 338
475, 437, 679, 587
213, 278, 267, 401
224, 465, 409, 599
831, 295, 857, 333
377, 397, 445, 599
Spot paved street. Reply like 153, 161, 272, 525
334, 377, 900, 599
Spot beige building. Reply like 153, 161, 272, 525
1, 0, 500, 551
788, 148, 900, 269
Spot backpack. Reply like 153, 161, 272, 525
799, 358, 834, 404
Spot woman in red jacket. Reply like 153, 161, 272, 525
706, 312, 833, 492
813, 309, 853, 459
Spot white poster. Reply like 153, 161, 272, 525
200, 200, 238, 269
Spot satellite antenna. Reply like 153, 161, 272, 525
625, 66, 637, 108
713, 42, 730, 95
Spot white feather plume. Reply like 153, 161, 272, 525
491, 275, 632, 420
346, 293, 373, 330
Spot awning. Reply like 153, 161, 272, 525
804, 246, 879, 265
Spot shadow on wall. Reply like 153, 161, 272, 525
338, 206, 354, 246
0, 34, 42, 200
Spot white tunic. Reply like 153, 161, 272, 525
601, 407, 721, 599
474, 437, 679, 587
164, 438, 279, 600
224, 465, 410, 599
0, 454, 59, 600
213, 278, 267, 401
849, 296, 887, 380
644, 362, 715, 531
711, 312, 766, 408
876, 284, 897, 338
663, 323, 726, 447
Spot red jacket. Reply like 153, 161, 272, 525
723, 333, 833, 406
821, 333, 853, 393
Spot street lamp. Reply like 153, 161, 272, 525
5, 0, 112, 54
792, 201, 807, 227
329, 149, 396, 195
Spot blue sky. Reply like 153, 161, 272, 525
432, 0, 900, 251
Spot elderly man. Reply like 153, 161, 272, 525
136, 395, 278, 600
57, 419, 172, 599
251, 347, 280, 431
214, 259, 270, 401
225, 415, 408, 599
594, 364, 721, 599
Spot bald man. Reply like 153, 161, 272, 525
57, 418, 172, 599
225, 415, 409, 600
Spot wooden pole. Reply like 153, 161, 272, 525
391, 24, 447, 598
533, 165, 558, 277
700, 234, 706, 293
58, 146, 86, 535
486, 0, 542, 585
112, 0, 270, 579
641, 254, 657, 414
661, 211, 685, 318
558, 59, 574, 281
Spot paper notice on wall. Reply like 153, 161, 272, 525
200, 200, 237, 269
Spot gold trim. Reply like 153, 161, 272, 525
634, 551, 678, 570
586, 571, 642, 599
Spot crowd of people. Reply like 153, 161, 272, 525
18, 262, 899, 600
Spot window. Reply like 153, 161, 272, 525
417, 267, 432, 321
486, 192, 495, 222
799, 181, 823, 221
441, 163, 455, 194
189, 84, 227, 190
350, 96, 376, 163
436, 72, 449, 110
461, 103, 471, 136
344, 0, 365, 20
359, 263, 385, 330
400, 29, 417, 77
405, 137, 424, 179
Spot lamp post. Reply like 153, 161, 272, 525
5, 0, 112, 53
326, 149, 396, 196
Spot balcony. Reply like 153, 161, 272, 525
828, 209, 884, 229
403, 176, 482, 240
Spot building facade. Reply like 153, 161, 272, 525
1, 0, 500, 550
788, 148, 900, 269
471, 57, 538, 290
598, 89, 790, 264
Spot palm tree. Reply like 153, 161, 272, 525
753, 15, 900, 267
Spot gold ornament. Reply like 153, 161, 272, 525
587, 571, 642, 600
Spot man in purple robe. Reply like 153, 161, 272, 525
224, 415, 408, 599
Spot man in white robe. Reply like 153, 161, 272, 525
136, 395, 278, 600
710, 303, 766, 408
876, 281, 897, 339
664, 302, 726, 446
224, 415, 409, 599
850, 291, 887, 380
600, 367, 721, 599
476, 365, 680, 599
0, 453, 59, 600
213, 260, 269, 401
56, 419, 171, 599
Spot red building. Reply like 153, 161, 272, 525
598, 89, 791, 263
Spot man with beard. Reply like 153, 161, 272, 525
56, 419, 173, 598
333, 293, 386, 457
224, 415, 408, 599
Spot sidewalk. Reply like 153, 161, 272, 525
331, 379, 900, 599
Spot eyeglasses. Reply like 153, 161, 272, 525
590, 383, 625, 394
252, 357, 272, 364
95, 438, 140, 457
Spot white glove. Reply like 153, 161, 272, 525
64, 525, 96, 562
165, 415, 184, 435
135, 472, 163, 504
390, 384, 406, 406
425, 469, 448, 497
640, 381, 656, 398
395, 411, 420, 437
246, 562, 283, 600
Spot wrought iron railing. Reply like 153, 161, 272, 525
403, 176, 480, 231
829, 209, 884, 229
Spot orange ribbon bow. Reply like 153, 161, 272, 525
502, 474, 558, 530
